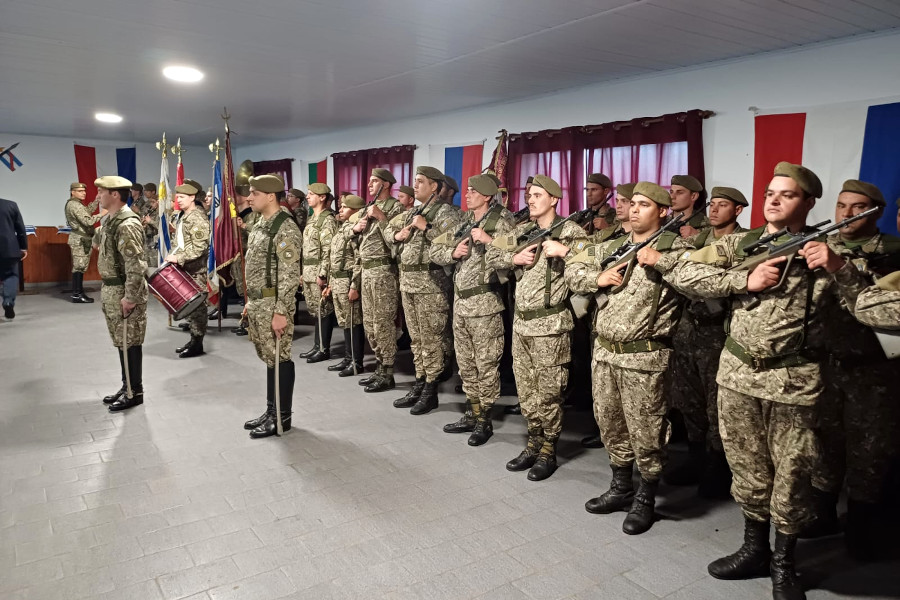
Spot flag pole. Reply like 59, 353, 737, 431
222, 107, 249, 309
155, 132, 173, 327
210, 137, 223, 333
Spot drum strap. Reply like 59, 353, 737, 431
265, 212, 291, 293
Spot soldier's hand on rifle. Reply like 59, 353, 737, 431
592, 216, 608, 231
410, 215, 427, 231
317, 276, 327, 289
368, 205, 386, 222
352, 217, 368, 233
542, 240, 569, 258
637, 247, 662, 267
348, 288, 360, 302
452, 239, 470, 259
394, 227, 411, 242
680, 224, 700, 239
470, 227, 492, 245
747, 256, 787, 292
597, 264, 627, 288
513, 244, 538, 266
272, 312, 287, 338
799, 241, 847, 273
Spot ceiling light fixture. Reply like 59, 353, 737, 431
163, 65, 204, 83
95, 112, 123, 123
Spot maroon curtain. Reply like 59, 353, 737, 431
252, 159, 294, 190
332, 145, 415, 198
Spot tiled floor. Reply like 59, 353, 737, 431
1, 291, 897, 599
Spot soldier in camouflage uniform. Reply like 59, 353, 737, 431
351, 168, 403, 392
230, 184, 256, 336
140, 185, 160, 268
325, 194, 365, 377
431, 174, 515, 444
799, 180, 900, 560
130, 183, 147, 215
297, 183, 337, 363
840, 269, 900, 328
584, 173, 616, 236
654, 163, 870, 600
388, 166, 461, 415
65, 182, 102, 303
669, 174, 710, 237
564, 182, 691, 534
93, 176, 148, 413
488, 174, 586, 481
165, 181, 210, 358
287, 188, 309, 234
239, 175, 302, 439
664, 187, 747, 498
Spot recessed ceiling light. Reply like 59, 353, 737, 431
95, 112, 123, 123
163, 65, 204, 83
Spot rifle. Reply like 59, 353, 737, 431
349, 182, 383, 232
512, 206, 530, 224
512, 206, 597, 269
450, 203, 499, 247
396, 194, 435, 243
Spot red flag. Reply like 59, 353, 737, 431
176, 161, 185, 186
214, 126, 241, 281
73, 144, 99, 216
487, 130, 508, 189
751, 114, 805, 228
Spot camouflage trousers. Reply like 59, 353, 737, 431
331, 276, 362, 328
230, 255, 246, 296
101, 285, 147, 348
811, 361, 899, 503
246, 297, 295, 367
303, 279, 334, 317
401, 290, 449, 382
719, 387, 818, 534
69, 239, 91, 273
183, 272, 208, 337
512, 330, 570, 438
454, 312, 503, 409
593, 352, 671, 479
361, 266, 398, 367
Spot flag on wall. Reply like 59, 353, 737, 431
751, 100, 900, 236
73, 144, 138, 207
443, 144, 484, 209
308, 159, 327, 185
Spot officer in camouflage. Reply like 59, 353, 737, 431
431, 174, 515, 445
93, 176, 148, 413
654, 162, 870, 600
240, 175, 302, 439
489, 174, 587, 481
65, 182, 103, 303
325, 193, 365, 377
298, 182, 338, 363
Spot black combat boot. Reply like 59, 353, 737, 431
708, 517, 772, 580
443, 398, 476, 434
797, 487, 839, 539
178, 335, 205, 358
410, 381, 438, 415
467, 403, 493, 446
527, 435, 559, 481
179, 322, 191, 331
393, 377, 425, 408
506, 426, 543, 471
581, 432, 604, 449
359, 363, 381, 386
103, 349, 127, 404
328, 329, 353, 372
245, 367, 275, 430
232, 324, 248, 336
586, 464, 635, 514
664, 441, 705, 486
298, 320, 320, 359
250, 361, 294, 438
698, 448, 733, 500
109, 346, 143, 412
622, 478, 659, 535
365, 365, 395, 393
770, 531, 805, 600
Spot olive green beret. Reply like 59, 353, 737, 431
616, 183, 635, 200
131, 183, 144, 192
633, 181, 671, 207
773, 162, 822, 198
710, 186, 748, 207
398, 185, 415, 197
484, 172, 502, 187
248, 175, 284, 194
840, 179, 885, 207
95, 175, 133, 189
234, 184, 251, 197
587, 173, 612, 188
671, 175, 703, 193
371, 168, 396, 185
526, 176, 534, 185
416, 166, 444, 182
341, 194, 365, 209
530, 174, 563, 199
288, 188, 306, 199
183, 179, 205, 196
468, 174, 499, 198
444, 176, 459, 193
70, 182, 86, 190
308, 182, 331, 196
174, 182, 200, 195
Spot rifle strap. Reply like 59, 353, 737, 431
646, 232, 678, 331
544, 215, 564, 308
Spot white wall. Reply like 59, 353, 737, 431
235, 31, 900, 226
0, 133, 207, 226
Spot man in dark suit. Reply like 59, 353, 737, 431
0, 197, 28, 319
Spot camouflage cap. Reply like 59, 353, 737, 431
371, 168, 396, 185
616, 182, 636, 200
468, 174, 499, 197
398, 185, 415, 197
288, 187, 306, 199
710, 186, 748, 207
249, 174, 285, 194
174, 182, 200, 195
95, 175, 133, 189
773, 161, 822, 198
308, 182, 331, 196
587, 173, 613, 188
671, 175, 703, 193
341, 194, 365, 209
634, 181, 671, 207
530, 174, 562, 199
840, 179, 885, 207
443, 175, 459, 193
416, 165, 444, 182
70, 182, 86, 190
234, 184, 251, 197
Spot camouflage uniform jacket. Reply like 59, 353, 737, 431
682, 225, 745, 325
355, 197, 403, 265
131, 195, 147, 216
143, 204, 159, 242
590, 222, 627, 245
65, 197, 100, 244
244, 211, 302, 316
839, 270, 900, 330
238, 207, 258, 249
293, 200, 309, 234
488, 218, 586, 336
329, 221, 361, 291
171, 208, 210, 275
656, 227, 869, 405
97, 207, 147, 304
430, 205, 515, 317
302, 209, 337, 281
389, 200, 460, 294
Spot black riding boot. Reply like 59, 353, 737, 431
298, 320, 320, 358
245, 367, 275, 430
103, 349, 127, 404
251, 361, 294, 438
109, 346, 143, 411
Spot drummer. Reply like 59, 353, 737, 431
165, 181, 211, 358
